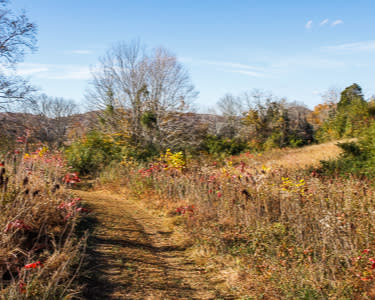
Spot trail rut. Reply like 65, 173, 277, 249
75, 190, 232, 300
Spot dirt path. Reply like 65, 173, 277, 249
74, 189, 232, 300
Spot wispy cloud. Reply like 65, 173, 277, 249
305, 20, 313, 29
271, 56, 345, 71
223, 69, 267, 78
64, 50, 92, 55
16, 63, 91, 80
322, 40, 375, 53
196, 59, 265, 72
332, 19, 343, 26
181, 58, 267, 77
319, 19, 329, 26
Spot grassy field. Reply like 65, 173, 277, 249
97, 140, 375, 299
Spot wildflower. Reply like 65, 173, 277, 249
24, 261, 43, 269
360, 277, 371, 281
217, 191, 222, 198
4, 220, 31, 233
76, 207, 89, 213
369, 258, 375, 269
363, 249, 370, 254
63, 172, 81, 184
19, 280, 26, 294
16, 136, 26, 143
176, 205, 195, 215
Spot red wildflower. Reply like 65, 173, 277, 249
369, 258, 375, 269
176, 205, 195, 215
4, 220, 31, 233
363, 249, 370, 254
64, 213, 72, 221
217, 191, 222, 198
58, 197, 82, 210
63, 172, 81, 184
76, 207, 89, 213
16, 136, 26, 143
361, 277, 371, 281
19, 280, 26, 294
24, 261, 43, 269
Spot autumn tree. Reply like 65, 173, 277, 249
87, 40, 198, 155
316, 84, 371, 141
215, 89, 314, 151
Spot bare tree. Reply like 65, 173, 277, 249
33, 94, 78, 147
87, 40, 198, 150
0, 0, 37, 110
216, 93, 242, 138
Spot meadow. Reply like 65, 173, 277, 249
97, 142, 375, 299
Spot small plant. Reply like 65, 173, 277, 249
161, 149, 186, 171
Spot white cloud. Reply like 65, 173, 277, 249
65, 50, 92, 55
322, 40, 375, 53
181, 57, 267, 77
305, 20, 313, 29
332, 20, 343, 26
224, 69, 267, 78
196, 59, 265, 72
320, 19, 329, 26
16, 63, 91, 80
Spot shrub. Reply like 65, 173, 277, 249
65, 131, 122, 175
202, 135, 248, 156
320, 123, 375, 178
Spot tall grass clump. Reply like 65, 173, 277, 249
0, 139, 88, 299
111, 146, 375, 298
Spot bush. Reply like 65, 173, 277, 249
202, 135, 248, 156
320, 123, 375, 178
65, 131, 122, 175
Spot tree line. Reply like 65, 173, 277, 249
1, 0, 375, 173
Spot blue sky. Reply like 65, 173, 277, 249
10, 0, 375, 110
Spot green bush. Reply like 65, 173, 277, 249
65, 131, 122, 175
320, 123, 375, 178
202, 135, 248, 156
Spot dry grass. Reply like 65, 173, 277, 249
101, 140, 375, 299
0, 147, 87, 299
250, 140, 344, 170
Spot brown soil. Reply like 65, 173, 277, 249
74, 189, 233, 300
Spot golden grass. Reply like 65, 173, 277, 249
104, 140, 375, 299
258, 140, 343, 170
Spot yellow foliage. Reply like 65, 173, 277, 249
161, 149, 185, 171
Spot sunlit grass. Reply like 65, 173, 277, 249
100, 141, 375, 299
